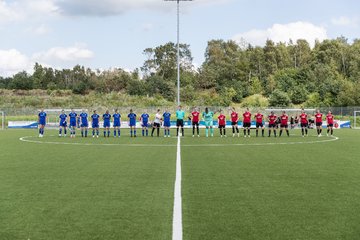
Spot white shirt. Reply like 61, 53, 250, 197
154, 113, 162, 124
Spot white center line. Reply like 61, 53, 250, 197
172, 135, 183, 240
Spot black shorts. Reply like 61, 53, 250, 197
280, 124, 288, 128
218, 125, 225, 128
328, 123, 333, 127
153, 122, 161, 128
268, 123, 276, 128
243, 122, 251, 128
301, 123, 308, 128
256, 122, 263, 128
231, 122, 238, 126
316, 122, 322, 127
176, 119, 184, 127
192, 121, 199, 127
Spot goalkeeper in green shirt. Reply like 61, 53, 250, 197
202, 107, 215, 137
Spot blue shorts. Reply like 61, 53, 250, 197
81, 123, 88, 128
164, 121, 171, 127
39, 121, 46, 126
103, 122, 110, 128
129, 122, 136, 127
70, 121, 77, 127
142, 122, 148, 127
92, 123, 99, 129
59, 121, 67, 127
113, 121, 120, 127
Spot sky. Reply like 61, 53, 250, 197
0, 0, 359, 77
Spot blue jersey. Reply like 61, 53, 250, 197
80, 112, 88, 127
103, 113, 111, 122
163, 112, 171, 127
91, 114, 100, 124
128, 113, 137, 126
113, 113, 121, 126
141, 113, 149, 123
38, 112, 47, 124
59, 113, 67, 127
69, 112, 77, 125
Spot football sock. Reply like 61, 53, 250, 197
59, 128, 62, 135
151, 128, 155, 136
104, 131, 106, 137
331, 129, 333, 135
268, 130, 271, 137
286, 130, 289, 136
92, 130, 95, 136
114, 130, 116, 137
118, 130, 120, 136
236, 127, 239, 133
85, 130, 87, 137
220, 128, 222, 135
197, 126, 199, 135
247, 129, 250, 136
205, 128, 208, 137
280, 130, 283, 136
193, 126, 195, 135
274, 130, 277, 137
107, 131, 110, 137
305, 129, 308, 135
64, 129, 67, 135
301, 129, 304, 135
142, 129, 145, 136
262, 129, 264, 136
146, 129, 148, 136
130, 130, 133, 137
256, 129, 258, 137
210, 128, 214, 135
232, 126, 235, 133
134, 130, 137, 136
181, 128, 184, 136
157, 128, 160, 137
177, 128, 179, 136
224, 129, 226, 135
243, 129, 246, 136
96, 130, 99, 136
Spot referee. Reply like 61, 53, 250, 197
176, 105, 185, 137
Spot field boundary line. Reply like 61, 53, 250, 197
172, 135, 182, 240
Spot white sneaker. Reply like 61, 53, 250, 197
211, 134, 214, 137
237, 133, 240, 137
248, 135, 251, 138
192, 135, 194, 137
197, 135, 200, 137
97, 135, 99, 138
224, 135, 227, 138
221, 135, 223, 138
244, 135, 247, 138
93, 135, 95, 138
232, 134, 235, 137
59, 134, 61, 137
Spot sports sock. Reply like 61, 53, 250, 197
274, 130, 277, 137
85, 130, 87, 137
96, 130, 99, 136
205, 128, 208, 137
236, 127, 239, 133
193, 126, 195, 135
247, 129, 250, 136
107, 131, 110, 137
134, 130, 137, 136
177, 128, 179, 136
118, 130, 120, 136
197, 126, 199, 135
331, 129, 333, 135
262, 129, 264, 136
220, 128, 222, 135
305, 129, 308, 135
243, 129, 246, 136
151, 128, 155, 136
114, 130, 116, 137
181, 127, 184, 136
301, 128, 304, 135
280, 130, 283, 136
286, 130, 289, 136
146, 129, 148, 136
224, 129, 226, 135
157, 128, 160, 137
256, 129, 258, 137
268, 130, 271, 137
142, 129, 144, 136
92, 130, 95, 136
59, 128, 62, 135
210, 128, 214, 135
232, 126, 235, 133
104, 131, 106, 137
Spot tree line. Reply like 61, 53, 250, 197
1, 38, 360, 107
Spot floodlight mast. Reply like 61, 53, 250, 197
164, 0, 193, 106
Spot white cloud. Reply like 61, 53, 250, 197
0, 44, 94, 77
55, 0, 229, 16
0, 49, 32, 77
33, 44, 94, 61
331, 16, 358, 27
0, 0, 22, 23
233, 21, 328, 48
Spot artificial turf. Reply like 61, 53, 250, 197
0, 128, 359, 240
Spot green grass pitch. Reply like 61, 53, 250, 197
0, 128, 360, 240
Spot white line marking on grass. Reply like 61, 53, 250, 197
19, 136, 176, 147
172, 136, 183, 240
19, 135, 339, 148
181, 136, 339, 147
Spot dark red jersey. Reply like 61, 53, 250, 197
326, 114, 334, 124
218, 114, 226, 125
268, 114, 277, 124
231, 112, 238, 122
315, 113, 323, 123
281, 114, 288, 125
191, 111, 200, 123
255, 113, 264, 123
300, 113, 308, 124
243, 111, 252, 123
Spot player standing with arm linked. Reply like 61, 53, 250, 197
268, 111, 277, 137
218, 110, 226, 137
91, 110, 100, 138
163, 109, 171, 137
176, 105, 185, 137
38, 109, 47, 137
68, 109, 78, 138
59, 110, 67, 137
230, 107, 240, 137
140, 111, 150, 137
79, 109, 89, 137
279, 111, 290, 137
315, 109, 323, 137
128, 109, 137, 137
103, 110, 111, 137
300, 109, 308, 137
326, 111, 334, 136
190, 107, 200, 137
113, 109, 121, 137
255, 111, 265, 137
151, 109, 162, 137
243, 108, 252, 137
